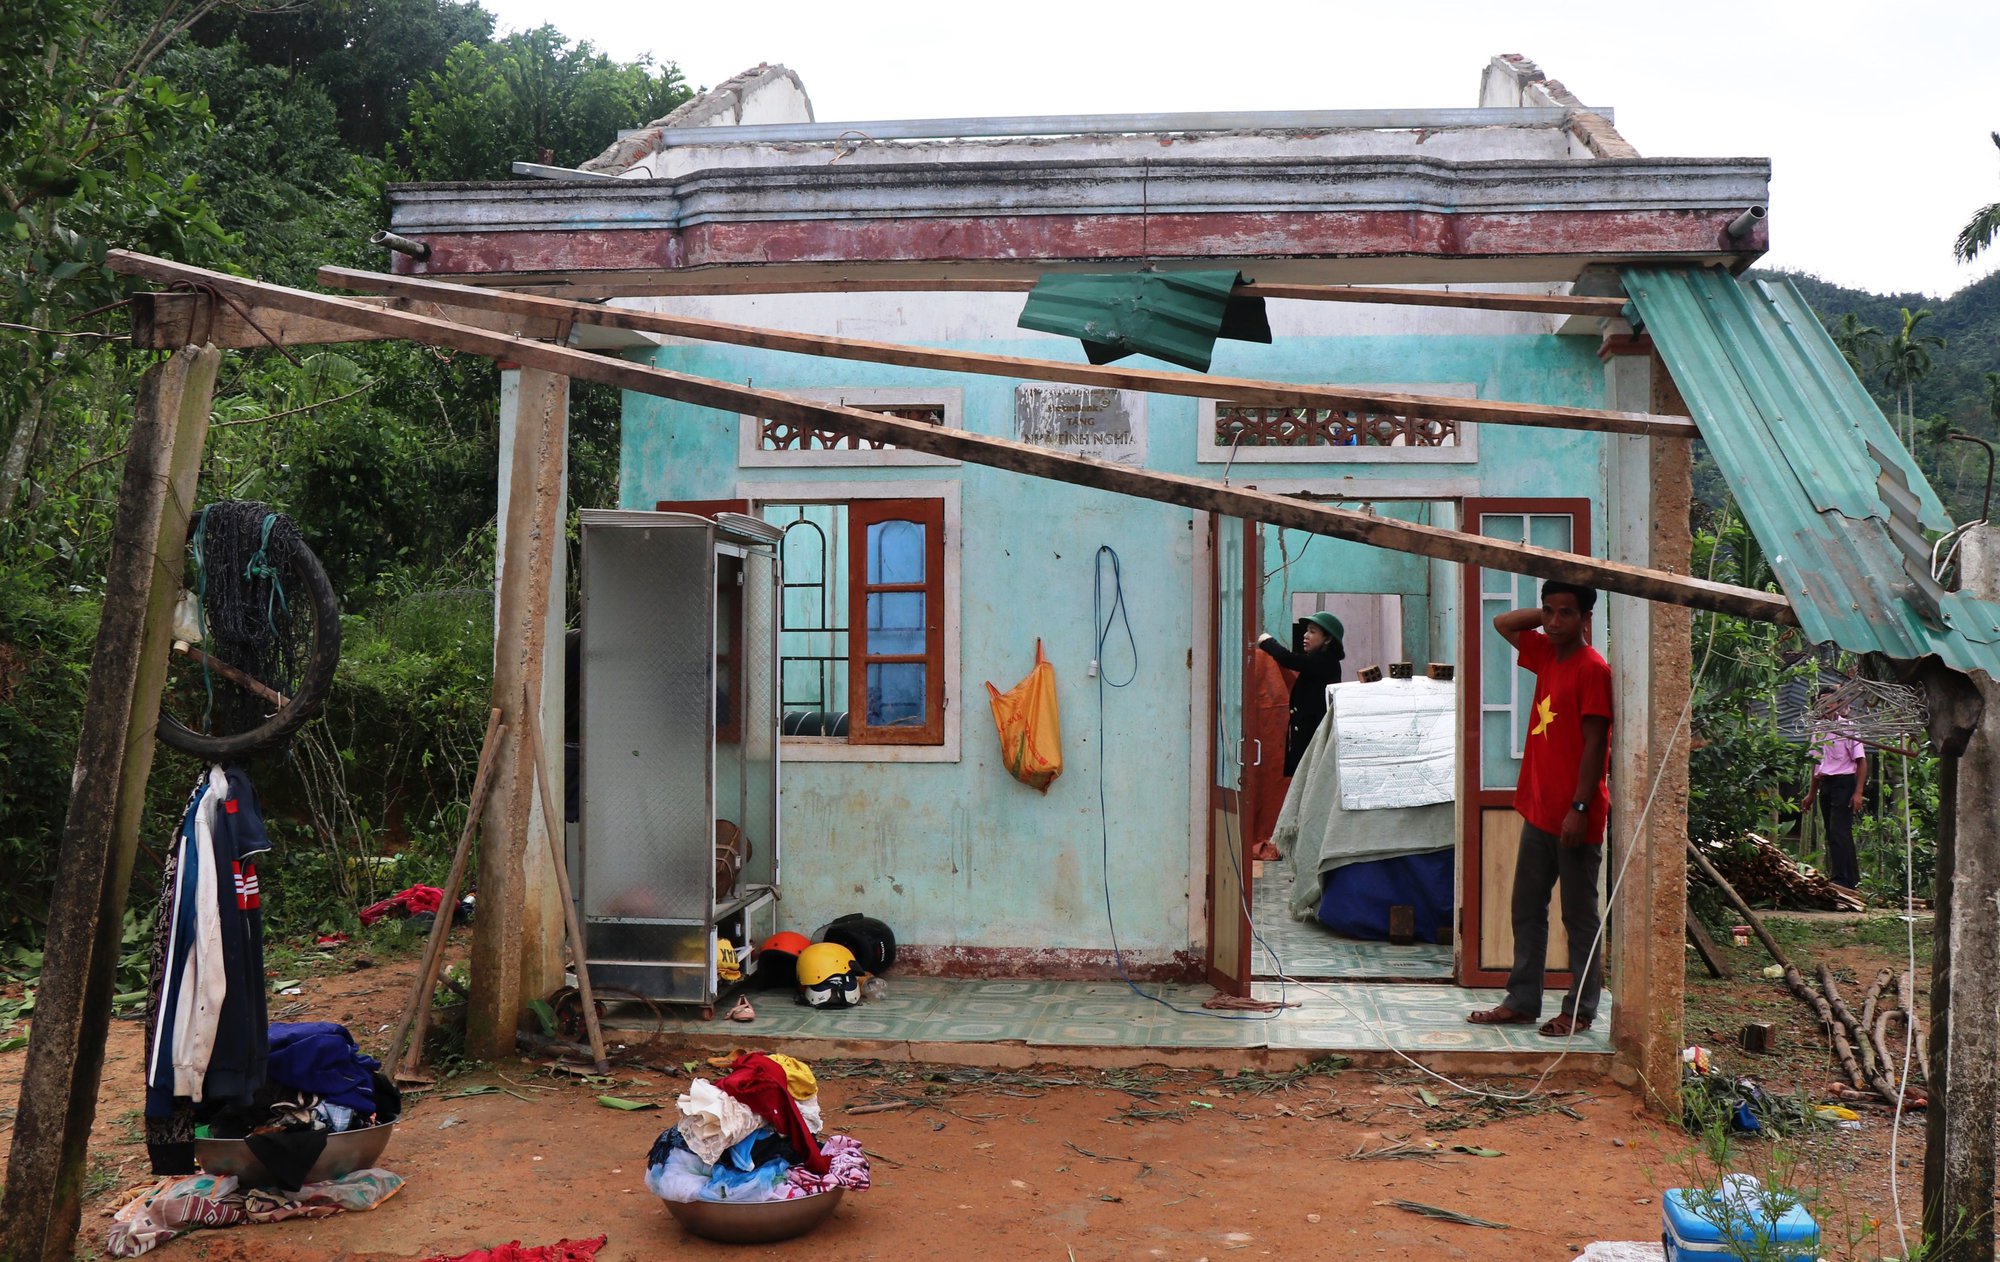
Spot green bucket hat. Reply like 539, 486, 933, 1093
1306, 611, 1344, 642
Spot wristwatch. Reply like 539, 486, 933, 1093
1570, 801, 1589, 815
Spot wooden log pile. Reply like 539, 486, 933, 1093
1693, 833, 1865, 912
1686, 841, 1926, 1110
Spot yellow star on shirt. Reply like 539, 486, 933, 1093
1531, 696, 1557, 737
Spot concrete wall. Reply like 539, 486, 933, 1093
610, 292, 1610, 968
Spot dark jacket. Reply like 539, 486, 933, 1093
1256, 636, 1344, 775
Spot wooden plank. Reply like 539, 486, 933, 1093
321, 266, 1689, 440
399, 270, 1631, 317
107, 252, 1794, 623
0, 347, 218, 1262
131, 291, 567, 350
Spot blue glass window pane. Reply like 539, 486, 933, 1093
866, 520, 925, 584
866, 663, 927, 727
866, 591, 926, 656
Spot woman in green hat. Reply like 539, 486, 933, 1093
1255, 611, 1345, 776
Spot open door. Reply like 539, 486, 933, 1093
1457, 499, 1593, 989
1206, 514, 1261, 995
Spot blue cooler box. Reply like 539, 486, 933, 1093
1662, 1188, 1819, 1260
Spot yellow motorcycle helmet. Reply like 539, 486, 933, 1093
795, 941, 862, 1008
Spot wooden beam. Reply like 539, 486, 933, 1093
130, 290, 566, 350
400, 271, 1631, 317
107, 252, 1792, 623
0, 346, 218, 1262
320, 267, 1691, 440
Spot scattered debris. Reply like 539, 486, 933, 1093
1694, 833, 1864, 912
1386, 1199, 1510, 1229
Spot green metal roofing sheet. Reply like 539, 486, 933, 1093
1016, 270, 1271, 372
1623, 266, 2000, 676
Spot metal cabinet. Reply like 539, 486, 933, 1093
577, 509, 781, 1012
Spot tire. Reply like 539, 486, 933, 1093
156, 529, 342, 761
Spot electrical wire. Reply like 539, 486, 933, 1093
1887, 751, 1918, 1259
1092, 543, 1286, 1022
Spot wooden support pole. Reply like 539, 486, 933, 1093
107, 253, 1793, 624
129, 291, 566, 350
414, 271, 1634, 318
319, 265, 1694, 440
1923, 526, 2000, 1262
0, 346, 218, 1262
467, 367, 568, 1059
1603, 340, 1693, 1113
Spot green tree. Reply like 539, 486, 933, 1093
1882, 307, 1946, 448
401, 25, 690, 181
1829, 312, 1883, 378
1954, 131, 2000, 265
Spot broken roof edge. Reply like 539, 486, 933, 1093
576, 56, 1628, 179
579, 62, 815, 175
1480, 54, 1638, 159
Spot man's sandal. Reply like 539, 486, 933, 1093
1466, 1006, 1534, 1026
1538, 1014, 1592, 1037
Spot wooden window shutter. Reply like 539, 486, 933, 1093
846, 498, 946, 745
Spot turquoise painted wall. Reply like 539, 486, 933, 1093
615, 330, 1608, 957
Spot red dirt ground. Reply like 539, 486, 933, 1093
0, 935, 1706, 1262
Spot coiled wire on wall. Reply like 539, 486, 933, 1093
1093, 544, 1287, 1021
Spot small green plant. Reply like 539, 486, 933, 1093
1673, 1080, 1831, 1262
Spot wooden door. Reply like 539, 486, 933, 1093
1206, 514, 1260, 995
1456, 499, 1594, 989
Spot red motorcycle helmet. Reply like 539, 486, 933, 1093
752, 931, 812, 990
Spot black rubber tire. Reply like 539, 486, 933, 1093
156, 531, 342, 761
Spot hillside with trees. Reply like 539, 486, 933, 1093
0, 0, 687, 950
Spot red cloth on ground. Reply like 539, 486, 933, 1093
1243, 652, 1296, 856
427, 1236, 605, 1262
359, 885, 445, 927
715, 1053, 830, 1175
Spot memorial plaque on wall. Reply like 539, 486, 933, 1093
1013, 385, 1146, 466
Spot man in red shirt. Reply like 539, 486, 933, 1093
1468, 581, 1613, 1038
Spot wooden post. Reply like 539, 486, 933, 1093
0, 347, 218, 1262
466, 367, 568, 1060
1923, 526, 1999, 1262
1602, 339, 1694, 1114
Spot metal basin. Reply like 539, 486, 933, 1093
663, 1188, 843, 1243
194, 1120, 395, 1187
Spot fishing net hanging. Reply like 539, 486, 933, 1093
189, 500, 312, 739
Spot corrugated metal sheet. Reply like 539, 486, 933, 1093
1624, 266, 2000, 676
1016, 270, 1270, 372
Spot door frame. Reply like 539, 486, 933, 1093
1456, 497, 1593, 989
1204, 513, 1261, 995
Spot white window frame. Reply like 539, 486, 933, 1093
737, 387, 964, 468
738, 478, 962, 763
1194, 383, 1480, 465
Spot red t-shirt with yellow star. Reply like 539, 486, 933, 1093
1512, 629, 1613, 843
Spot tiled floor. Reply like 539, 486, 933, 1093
1247, 866, 1454, 981
608, 974, 1612, 1056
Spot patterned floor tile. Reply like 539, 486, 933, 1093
1249, 869, 1453, 980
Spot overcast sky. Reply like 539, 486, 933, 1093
481, 0, 2000, 299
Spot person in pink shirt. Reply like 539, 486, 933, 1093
1801, 686, 1867, 892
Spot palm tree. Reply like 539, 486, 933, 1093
1954, 132, 2000, 264
1829, 312, 1884, 377
1882, 307, 1946, 448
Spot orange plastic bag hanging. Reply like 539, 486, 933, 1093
985, 639, 1063, 793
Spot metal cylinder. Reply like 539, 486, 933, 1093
369, 230, 432, 261
1725, 206, 1767, 240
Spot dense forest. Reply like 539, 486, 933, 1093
1, 1, 1996, 961
0, 0, 687, 952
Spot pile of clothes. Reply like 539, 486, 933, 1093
107, 1169, 402, 1258
645, 1052, 870, 1204
195, 1022, 401, 1190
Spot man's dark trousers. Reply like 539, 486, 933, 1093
1503, 821, 1604, 1023
1817, 772, 1860, 889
